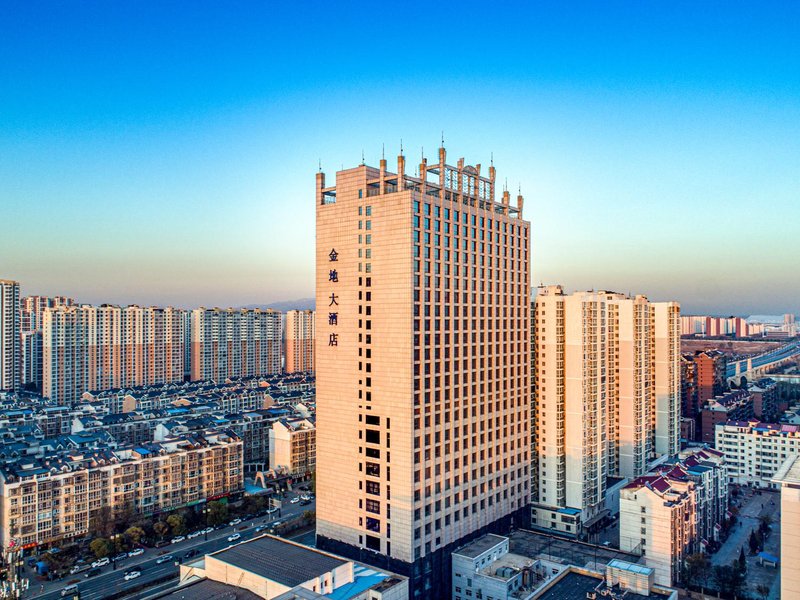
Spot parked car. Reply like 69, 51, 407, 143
128, 548, 144, 558
298, 485, 310, 491
124, 570, 142, 581
84, 568, 102, 578
70, 563, 91, 575
187, 530, 202, 539
228, 518, 242, 526
170, 536, 186, 544
156, 555, 174, 565
202, 527, 214, 534
154, 540, 170, 548
300, 499, 311, 506
112, 553, 127, 562
266, 507, 278, 514
289, 497, 300, 504
183, 549, 199, 559
227, 533, 241, 542
61, 584, 79, 597
91, 557, 110, 569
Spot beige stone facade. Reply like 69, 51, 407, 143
0, 430, 243, 550
285, 309, 315, 373
315, 148, 531, 576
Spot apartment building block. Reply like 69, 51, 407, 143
285, 309, 315, 374
0, 280, 20, 392
190, 308, 281, 382
0, 430, 243, 550
716, 420, 800, 487
268, 417, 316, 476
531, 286, 680, 537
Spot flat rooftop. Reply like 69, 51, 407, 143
454, 533, 507, 558
536, 571, 671, 600
772, 453, 800, 485
211, 535, 348, 588
155, 578, 262, 600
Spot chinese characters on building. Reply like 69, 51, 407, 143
328, 249, 338, 346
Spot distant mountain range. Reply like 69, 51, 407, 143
241, 298, 315, 312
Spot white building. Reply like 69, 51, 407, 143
532, 286, 680, 537
715, 420, 800, 488
620, 474, 696, 586
0, 280, 20, 392
269, 417, 316, 476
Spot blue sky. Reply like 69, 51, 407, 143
1, 1, 798, 314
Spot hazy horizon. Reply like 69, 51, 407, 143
3, 3, 798, 315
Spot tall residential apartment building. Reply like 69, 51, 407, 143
531, 286, 680, 537
20, 296, 75, 392
285, 309, 315, 373
0, 280, 21, 392
42, 305, 187, 404
772, 455, 800, 599
190, 308, 282, 381
315, 148, 531, 598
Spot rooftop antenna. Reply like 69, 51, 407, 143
318, 159, 322, 173
421, 146, 424, 162
400, 138, 404, 156
518, 183, 521, 194
361, 149, 365, 166
504, 177, 508, 192
441, 131, 445, 147
490, 152, 494, 167
382, 143, 385, 160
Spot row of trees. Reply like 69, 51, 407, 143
683, 550, 771, 599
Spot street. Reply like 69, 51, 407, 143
25, 495, 315, 600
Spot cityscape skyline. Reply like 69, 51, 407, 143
2, 3, 799, 315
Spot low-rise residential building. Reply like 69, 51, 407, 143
748, 378, 778, 422
171, 534, 407, 600
0, 429, 243, 550
620, 475, 696, 586
715, 420, 800, 487
269, 418, 316, 477
700, 389, 753, 444
452, 533, 677, 600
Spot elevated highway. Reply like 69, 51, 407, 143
726, 339, 800, 382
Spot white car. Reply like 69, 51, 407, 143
91, 557, 109, 569
156, 555, 174, 564
124, 570, 142, 581
187, 531, 201, 539
203, 527, 214, 534
300, 494, 310, 501
289, 497, 300, 504
228, 518, 242, 526
227, 533, 241, 542
266, 507, 278, 514
170, 536, 186, 544
128, 548, 144, 557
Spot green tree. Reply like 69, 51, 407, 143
310, 470, 316, 494
713, 564, 745, 598
749, 529, 760, 554
125, 526, 146, 545
206, 501, 229, 526
737, 547, 747, 574
682, 553, 709, 591
166, 513, 187, 536
756, 583, 771, 599
153, 521, 170, 540
89, 538, 114, 559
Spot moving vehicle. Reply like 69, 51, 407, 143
124, 570, 142, 581
266, 507, 278, 515
156, 555, 174, 565
84, 568, 102, 578
70, 563, 91, 575
128, 548, 144, 557
227, 533, 241, 542
183, 549, 199, 559
91, 557, 109, 569
61, 584, 79, 597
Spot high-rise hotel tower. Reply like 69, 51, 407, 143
315, 147, 531, 597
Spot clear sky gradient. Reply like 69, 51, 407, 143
1, 2, 798, 314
